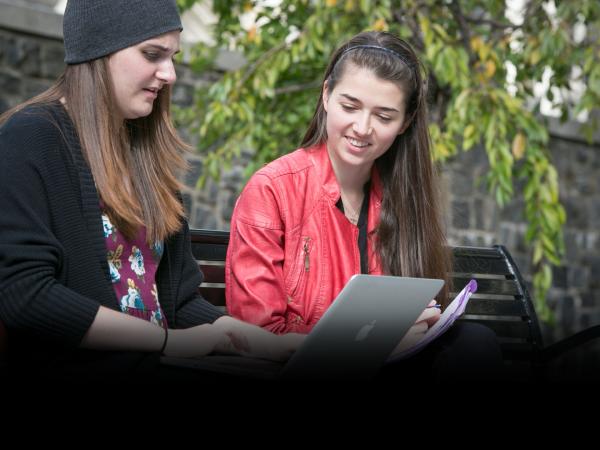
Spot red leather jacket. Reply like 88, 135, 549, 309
226, 143, 383, 334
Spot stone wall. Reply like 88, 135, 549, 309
2, 3, 599, 347
443, 132, 600, 344
0, 25, 64, 111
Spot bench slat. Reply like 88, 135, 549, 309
199, 287, 226, 307
452, 247, 504, 258
452, 256, 512, 276
464, 298, 526, 316
191, 243, 227, 262
199, 264, 225, 284
458, 318, 534, 340
451, 277, 519, 296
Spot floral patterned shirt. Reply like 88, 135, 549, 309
101, 206, 167, 328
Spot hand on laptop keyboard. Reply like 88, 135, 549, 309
161, 316, 306, 361
212, 316, 307, 362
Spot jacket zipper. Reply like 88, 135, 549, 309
303, 237, 311, 272
290, 236, 312, 298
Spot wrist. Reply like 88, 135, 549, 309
212, 315, 236, 333
159, 327, 169, 355
161, 328, 191, 357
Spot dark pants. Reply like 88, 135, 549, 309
4, 322, 504, 384
380, 322, 504, 383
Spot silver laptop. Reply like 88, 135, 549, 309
160, 275, 444, 380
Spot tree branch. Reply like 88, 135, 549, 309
448, 0, 477, 66
392, 6, 425, 52
463, 15, 522, 31
274, 81, 321, 96
237, 39, 291, 90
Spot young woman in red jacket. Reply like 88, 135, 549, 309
226, 31, 502, 380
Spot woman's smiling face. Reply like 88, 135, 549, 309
323, 63, 407, 171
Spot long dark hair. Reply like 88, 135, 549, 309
301, 31, 452, 305
0, 59, 189, 244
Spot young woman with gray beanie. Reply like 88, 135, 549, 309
0, 0, 304, 381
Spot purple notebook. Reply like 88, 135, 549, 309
388, 279, 478, 362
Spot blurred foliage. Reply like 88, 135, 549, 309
176, 0, 600, 321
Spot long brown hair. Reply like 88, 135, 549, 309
0, 58, 189, 244
302, 31, 452, 305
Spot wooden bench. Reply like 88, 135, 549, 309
190, 228, 600, 379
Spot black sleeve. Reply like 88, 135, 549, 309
0, 115, 100, 346
171, 219, 225, 328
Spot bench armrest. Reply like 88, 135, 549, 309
538, 325, 600, 362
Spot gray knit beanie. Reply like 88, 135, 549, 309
63, 0, 183, 64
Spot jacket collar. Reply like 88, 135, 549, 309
307, 141, 383, 209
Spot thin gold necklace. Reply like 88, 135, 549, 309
340, 190, 362, 225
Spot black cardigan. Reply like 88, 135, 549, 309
0, 102, 224, 369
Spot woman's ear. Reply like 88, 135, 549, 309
322, 81, 329, 113
397, 121, 408, 135
397, 112, 413, 135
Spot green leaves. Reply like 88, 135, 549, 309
176, 0, 199, 11
188, 0, 396, 181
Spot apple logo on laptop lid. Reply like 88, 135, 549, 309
354, 320, 376, 342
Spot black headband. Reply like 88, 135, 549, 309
339, 44, 412, 66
